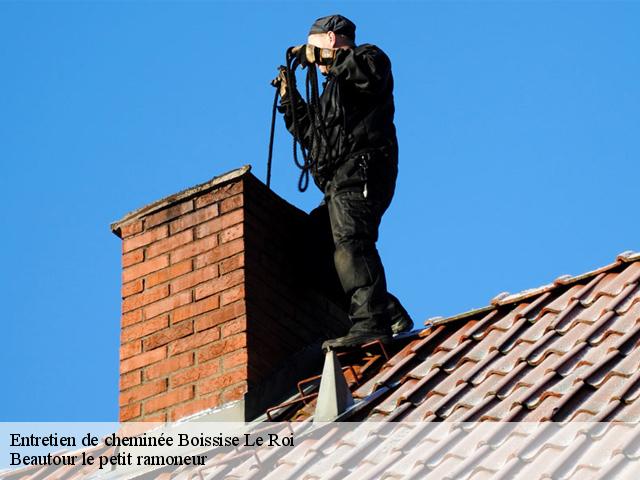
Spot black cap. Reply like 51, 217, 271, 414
309, 14, 356, 41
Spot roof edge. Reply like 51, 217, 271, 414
427, 250, 640, 328
110, 165, 252, 235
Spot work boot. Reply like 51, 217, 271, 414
322, 314, 392, 352
391, 316, 414, 335
387, 293, 414, 334
322, 330, 391, 352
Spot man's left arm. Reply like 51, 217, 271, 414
328, 46, 392, 95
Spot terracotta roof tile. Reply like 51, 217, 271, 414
615, 285, 640, 314
14, 252, 640, 480
403, 348, 449, 379
541, 284, 586, 314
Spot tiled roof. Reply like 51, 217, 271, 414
354, 250, 640, 423
5, 251, 640, 479
264, 250, 640, 424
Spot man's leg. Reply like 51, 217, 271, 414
322, 185, 393, 349
309, 202, 413, 335
306, 202, 349, 310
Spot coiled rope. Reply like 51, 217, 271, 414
267, 48, 331, 192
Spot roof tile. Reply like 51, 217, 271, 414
614, 285, 640, 314
599, 262, 640, 296
17, 254, 640, 480
542, 285, 587, 314
517, 312, 556, 344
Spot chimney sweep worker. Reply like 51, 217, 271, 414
276, 14, 414, 351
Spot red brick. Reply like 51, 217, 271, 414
193, 238, 244, 269
195, 210, 243, 239
123, 225, 168, 253
219, 194, 243, 213
120, 340, 142, 360
121, 347, 167, 374
121, 316, 169, 343
122, 285, 169, 313
119, 379, 166, 406
219, 223, 243, 244
222, 349, 248, 370
122, 249, 144, 268
122, 279, 144, 298
169, 204, 219, 234
219, 253, 244, 275
144, 290, 192, 319
123, 255, 169, 283
220, 315, 247, 338
142, 412, 167, 422
146, 229, 194, 259
170, 394, 220, 421
122, 309, 143, 328
171, 235, 218, 263
199, 368, 247, 395
221, 382, 248, 403
197, 334, 247, 363
145, 201, 194, 228
145, 352, 194, 380
171, 361, 220, 388
195, 182, 243, 209
173, 295, 220, 324
119, 220, 143, 238
170, 264, 219, 293
120, 403, 141, 421
120, 370, 142, 390
143, 321, 194, 351
195, 301, 246, 332
221, 284, 245, 306
144, 385, 194, 413
194, 269, 244, 301
145, 260, 193, 288
170, 328, 221, 356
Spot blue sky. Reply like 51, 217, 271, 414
1, 1, 638, 421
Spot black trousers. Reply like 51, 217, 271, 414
308, 149, 408, 335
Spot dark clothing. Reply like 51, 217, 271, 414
279, 43, 398, 192
280, 43, 409, 336
309, 15, 356, 41
307, 154, 409, 335
321, 148, 398, 334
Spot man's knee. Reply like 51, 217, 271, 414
334, 237, 376, 260
334, 239, 379, 288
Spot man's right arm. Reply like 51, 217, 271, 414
278, 85, 313, 149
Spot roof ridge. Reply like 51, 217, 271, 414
429, 250, 640, 328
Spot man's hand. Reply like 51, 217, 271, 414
292, 44, 337, 67
271, 66, 289, 98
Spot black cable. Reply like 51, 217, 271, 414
267, 48, 332, 192
266, 87, 278, 190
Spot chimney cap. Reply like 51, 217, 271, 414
110, 165, 252, 236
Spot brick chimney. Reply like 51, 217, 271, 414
111, 166, 349, 422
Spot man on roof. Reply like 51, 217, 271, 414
276, 14, 413, 350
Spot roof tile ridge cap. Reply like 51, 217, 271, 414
428, 251, 637, 328
617, 250, 640, 263
429, 306, 494, 327
495, 285, 555, 306
111, 164, 252, 232
496, 257, 629, 307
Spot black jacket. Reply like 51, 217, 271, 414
279, 43, 398, 192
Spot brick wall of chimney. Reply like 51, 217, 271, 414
112, 168, 348, 422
